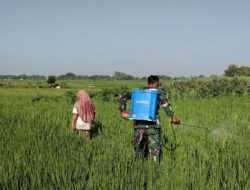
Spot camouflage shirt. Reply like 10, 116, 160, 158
118, 88, 174, 129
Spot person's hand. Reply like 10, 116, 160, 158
71, 125, 76, 130
121, 111, 129, 120
171, 115, 180, 124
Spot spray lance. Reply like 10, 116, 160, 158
161, 121, 209, 151
178, 122, 210, 131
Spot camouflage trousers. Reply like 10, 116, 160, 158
133, 128, 161, 161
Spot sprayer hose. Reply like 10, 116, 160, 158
160, 122, 177, 151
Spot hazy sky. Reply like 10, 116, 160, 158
0, 0, 249, 77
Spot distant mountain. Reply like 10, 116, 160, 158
95, 60, 152, 77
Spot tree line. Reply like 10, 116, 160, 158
55, 71, 174, 80
1, 64, 249, 81
0, 74, 46, 80
0, 71, 174, 81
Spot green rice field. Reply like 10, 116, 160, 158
0, 79, 249, 189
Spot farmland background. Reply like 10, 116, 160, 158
0, 77, 249, 189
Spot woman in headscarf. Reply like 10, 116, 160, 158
71, 90, 96, 140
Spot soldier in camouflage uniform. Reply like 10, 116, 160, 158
119, 75, 180, 162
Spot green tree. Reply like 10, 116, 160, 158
113, 71, 135, 80
238, 66, 250, 76
224, 64, 239, 77
58, 73, 76, 80
47, 76, 56, 84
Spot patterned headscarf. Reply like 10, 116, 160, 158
74, 90, 96, 122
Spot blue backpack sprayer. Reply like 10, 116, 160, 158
129, 89, 159, 121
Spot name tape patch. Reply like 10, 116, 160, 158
136, 100, 149, 104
